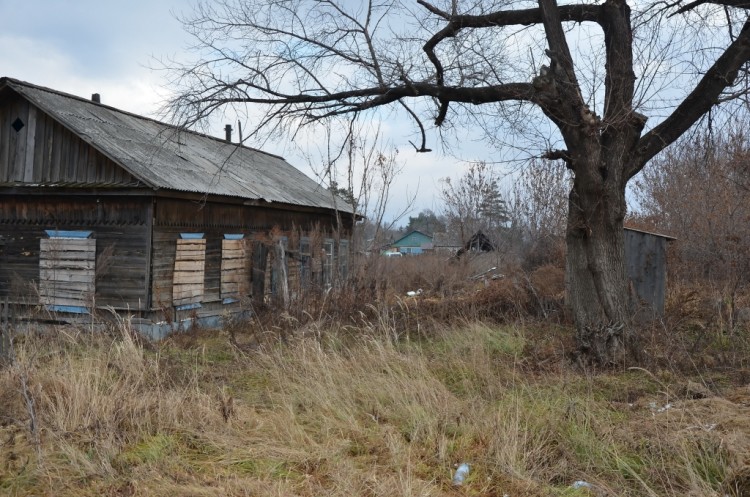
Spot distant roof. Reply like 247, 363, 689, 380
1, 77, 353, 214
391, 230, 433, 247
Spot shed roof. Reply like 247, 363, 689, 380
1, 77, 353, 214
623, 226, 676, 241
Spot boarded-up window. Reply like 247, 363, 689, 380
39, 230, 95, 313
221, 235, 248, 304
173, 234, 205, 309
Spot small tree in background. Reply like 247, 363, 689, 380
508, 160, 571, 269
403, 209, 447, 235
439, 162, 509, 245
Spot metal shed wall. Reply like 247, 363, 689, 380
624, 228, 669, 316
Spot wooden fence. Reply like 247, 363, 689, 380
0, 297, 13, 362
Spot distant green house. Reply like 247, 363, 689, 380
387, 230, 433, 255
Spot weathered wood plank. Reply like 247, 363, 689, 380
175, 250, 206, 261
174, 260, 206, 272
173, 290, 203, 300
40, 268, 95, 282
39, 281, 95, 295
173, 281, 204, 293
40, 295, 89, 307
220, 259, 246, 270
39, 259, 95, 270
41, 252, 97, 263
176, 240, 206, 249
41, 238, 96, 251
39, 287, 93, 299
172, 272, 204, 284
23, 105, 36, 182
220, 271, 247, 283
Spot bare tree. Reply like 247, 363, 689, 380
633, 125, 750, 326
509, 159, 571, 268
439, 161, 508, 244
165, 0, 750, 364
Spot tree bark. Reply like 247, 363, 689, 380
566, 153, 634, 365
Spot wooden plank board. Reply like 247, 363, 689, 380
40, 295, 88, 307
174, 260, 206, 272
174, 250, 206, 259
40, 239, 95, 251
40, 280, 94, 293
220, 271, 247, 283
220, 259, 246, 271
40, 268, 95, 282
176, 240, 206, 249
173, 281, 204, 292
40, 254, 97, 265
40, 246, 96, 258
222, 251, 246, 260
172, 289, 202, 301
172, 272, 204, 284
39, 259, 95, 270
23, 105, 37, 182
172, 290, 203, 300
39, 287, 93, 300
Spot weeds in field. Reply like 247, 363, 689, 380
1, 313, 748, 496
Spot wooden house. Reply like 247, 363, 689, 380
387, 230, 433, 255
0, 77, 354, 337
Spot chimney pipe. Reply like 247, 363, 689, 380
224, 124, 232, 143
91, 93, 101, 103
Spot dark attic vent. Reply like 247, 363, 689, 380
11, 117, 24, 132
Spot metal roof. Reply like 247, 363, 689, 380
2, 77, 353, 214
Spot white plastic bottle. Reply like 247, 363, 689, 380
453, 463, 470, 486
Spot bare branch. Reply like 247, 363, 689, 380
634, 18, 750, 176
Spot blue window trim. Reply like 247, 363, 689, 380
175, 303, 202, 311
179, 233, 205, 239
222, 297, 240, 304
46, 305, 89, 314
45, 230, 92, 239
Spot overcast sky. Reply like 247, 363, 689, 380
1, 0, 507, 225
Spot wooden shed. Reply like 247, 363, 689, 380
624, 227, 675, 317
0, 77, 354, 336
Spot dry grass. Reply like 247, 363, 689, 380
1, 313, 749, 496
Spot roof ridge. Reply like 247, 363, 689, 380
0, 76, 286, 161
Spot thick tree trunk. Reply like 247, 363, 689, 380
565, 156, 635, 365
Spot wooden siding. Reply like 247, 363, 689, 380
0, 195, 152, 310
151, 197, 346, 309
0, 90, 138, 186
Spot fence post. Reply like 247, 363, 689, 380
0, 297, 13, 364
